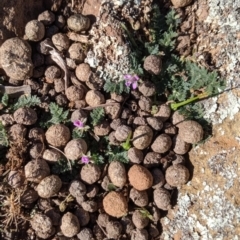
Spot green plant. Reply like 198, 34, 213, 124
13, 95, 41, 110
170, 92, 209, 110
40, 103, 69, 128
72, 128, 87, 139
0, 121, 9, 147
107, 183, 117, 191
59, 194, 74, 212
121, 133, 132, 150
51, 158, 80, 182
90, 107, 105, 126
1, 93, 9, 107
138, 208, 154, 220
90, 152, 105, 165
106, 145, 129, 163
103, 79, 130, 94
48, 103, 69, 124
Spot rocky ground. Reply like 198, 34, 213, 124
0, 0, 239, 239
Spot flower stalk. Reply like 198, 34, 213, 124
121, 133, 132, 150
170, 92, 209, 111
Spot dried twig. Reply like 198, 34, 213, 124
0, 84, 31, 98
67, 32, 89, 43
49, 145, 72, 171
44, 44, 69, 91
82, 102, 118, 110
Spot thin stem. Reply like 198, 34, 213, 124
170, 92, 209, 111
121, 23, 138, 49
49, 145, 72, 171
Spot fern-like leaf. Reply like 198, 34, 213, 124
1, 93, 9, 107
103, 79, 130, 94
13, 95, 41, 110
185, 61, 225, 95
90, 107, 105, 126
106, 146, 129, 163
72, 128, 87, 139
0, 121, 9, 147
91, 153, 105, 165
47, 103, 69, 125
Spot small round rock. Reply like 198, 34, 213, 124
25, 159, 50, 183
103, 191, 128, 218
172, 135, 191, 155
153, 188, 171, 210
68, 43, 85, 62
128, 165, 153, 191
85, 90, 105, 107
80, 164, 101, 184
128, 147, 144, 164
130, 188, 148, 207
0, 37, 33, 80
64, 139, 87, 160
151, 134, 172, 153
43, 149, 61, 164
25, 20, 45, 41
67, 14, 90, 32
66, 85, 85, 101
115, 125, 132, 142
132, 210, 149, 229
8, 171, 24, 188
132, 126, 153, 150
38, 10, 55, 25
108, 161, 127, 188
31, 213, 55, 239
75, 63, 91, 82
14, 107, 37, 125
106, 221, 122, 239
77, 228, 93, 240
37, 175, 62, 198
165, 164, 190, 187
143, 55, 162, 75
52, 33, 70, 51
177, 120, 204, 144
45, 124, 70, 148
60, 212, 80, 237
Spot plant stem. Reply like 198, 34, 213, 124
121, 23, 138, 49
170, 92, 209, 111
121, 133, 132, 150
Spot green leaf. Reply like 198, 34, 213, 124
0, 121, 9, 147
90, 107, 105, 126
103, 79, 130, 94
108, 183, 117, 191
47, 103, 69, 125
106, 146, 129, 164
1, 93, 9, 107
13, 95, 41, 110
159, 26, 178, 51
91, 153, 105, 165
72, 128, 87, 139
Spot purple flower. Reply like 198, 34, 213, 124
124, 74, 139, 90
73, 120, 84, 128
81, 156, 90, 164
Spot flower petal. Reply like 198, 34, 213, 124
132, 81, 138, 90
133, 75, 140, 81
124, 74, 133, 80
125, 80, 132, 87
73, 120, 84, 128
81, 156, 89, 164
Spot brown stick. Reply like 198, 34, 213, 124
0, 84, 31, 98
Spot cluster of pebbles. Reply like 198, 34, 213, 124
0, 0, 204, 239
